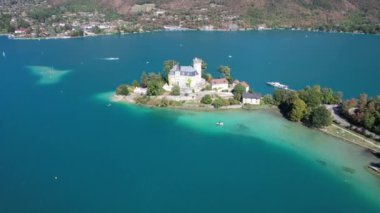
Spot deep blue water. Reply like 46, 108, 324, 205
0, 31, 380, 212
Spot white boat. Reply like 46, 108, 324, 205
266, 81, 288, 90
216, 122, 224, 126
2, 51, 5, 58
369, 162, 380, 173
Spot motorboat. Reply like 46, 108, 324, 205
216, 122, 224, 126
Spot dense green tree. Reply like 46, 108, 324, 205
146, 73, 164, 96
116, 85, 129, 96
162, 60, 176, 83
140, 72, 148, 88
202, 72, 212, 82
363, 112, 376, 130
218, 65, 232, 83
273, 89, 298, 106
201, 61, 212, 81
171, 85, 180, 96
261, 94, 275, 105
200, 95, 212, 104
308, 106, 333, 128
298, 85, 322, 107
321, 88, 336, 104
288, 98, 307, 122
232, 83, 245, 101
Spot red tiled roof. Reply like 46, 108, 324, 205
211, 78, 228, 85
241, 81, 249, 88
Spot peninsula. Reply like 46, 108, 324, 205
112, 57, 380, 162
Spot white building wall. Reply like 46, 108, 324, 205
243, 98, 261, 105
212, 83, 229, 91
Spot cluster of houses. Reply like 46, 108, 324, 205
134, 57, 261, 105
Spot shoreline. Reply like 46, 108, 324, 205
110, 93, 380, 153
2, 27, 379, 41
110, 93, 276, 112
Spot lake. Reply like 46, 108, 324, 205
0, 30, 380, 212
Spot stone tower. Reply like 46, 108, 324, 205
193, 58, 202, 76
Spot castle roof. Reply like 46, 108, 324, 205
169, 64, 198, 76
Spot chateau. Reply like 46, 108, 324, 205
168, 58, 204, 88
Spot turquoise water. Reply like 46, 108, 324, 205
1, 31, 380, 212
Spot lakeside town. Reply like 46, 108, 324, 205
0, 0, 250, 39
1, 0, 379, 39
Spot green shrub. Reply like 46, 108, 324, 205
171, 85, 180, 96
116, 85, 130, 96
201, 95, 212, 104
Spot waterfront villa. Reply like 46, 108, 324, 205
168, 58, 204, 89
211, 78, 229, 91
242, 93, 261, 105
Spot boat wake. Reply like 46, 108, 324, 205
100, 57, 120, 61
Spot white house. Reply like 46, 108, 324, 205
133, 87, 147, 95
211, 78, 229, 91
168, 58, 203, 89
242, 93, 261, 105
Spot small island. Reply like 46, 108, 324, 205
113, 57, 261, 110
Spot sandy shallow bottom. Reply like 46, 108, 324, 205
95, 91, 380, 208
26, 66, 71, 85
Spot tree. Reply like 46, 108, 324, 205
146, 73, 164, 96
298, 85, 322, 107
308, 106, 333, 128
201, 95, 212, 104
201, 61, 212, 81
218, 65, 232, 83
232, 83, 245, 101
261, 95, 275, 105
358, 93, 368, 110
140, 72, 148, 88
333, 91, 343, 104
273, 89, 298, 105
342, 98, 358, 114
321, 88, 336, 104
212, 98, 229, 108
163, 60, 176, 83
288, 98, 307, 122
116, 85, 129, 96
363, 112, 375, 130
186, 78, 192, 88
131, 80, 139, 88
171, 85, 180, 96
